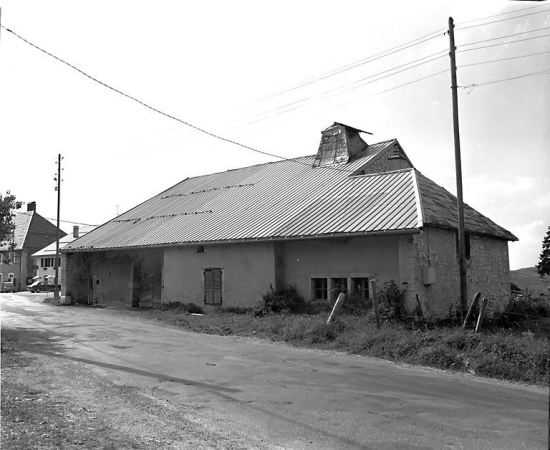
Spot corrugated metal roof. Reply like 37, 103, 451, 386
65, 138, 516, 251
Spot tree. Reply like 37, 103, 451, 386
0, 191, 22, 243
536, 226, 550, 277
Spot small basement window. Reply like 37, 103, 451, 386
331, 278, 348, 297
351, 277, 369, 300
312, 278, 328, 301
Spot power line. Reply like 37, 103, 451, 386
457, 2, 549, 27
459, 25, 550, 48
458, 33, 550, 54
456, 6, 550, 31
459, 68, 550, 89
239, 52, 448, 127
250, 4, 549, 106
459, 50, 550, 69
254, 29, 447, 103
0, 25, 309, 167
331, 69, 449, 110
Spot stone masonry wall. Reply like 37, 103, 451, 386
408, 227, 512, 318
467, 235, 510, 313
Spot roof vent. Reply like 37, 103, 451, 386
313, 122, 371, 167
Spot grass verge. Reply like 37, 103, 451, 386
96, 302, 550, 386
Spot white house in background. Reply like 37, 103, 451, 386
31, 225, 94, 286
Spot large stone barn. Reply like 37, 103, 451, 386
63, 123, 516, 317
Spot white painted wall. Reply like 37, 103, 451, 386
163, 242, 276, 308
280, 235, 403, 301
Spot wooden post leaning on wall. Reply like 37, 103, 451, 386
462, 292, 481, 330
370, 279, 381, 329
474, 297, 489, 333
327, 293, 346, 324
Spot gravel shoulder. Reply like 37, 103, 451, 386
1, 302, 275, 450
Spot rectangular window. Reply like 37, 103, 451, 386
204, 268, 222, 305
312, 278, 328, 301
351, 278, 369, 300
195, 245, 205, 253
331, 278, 348, 297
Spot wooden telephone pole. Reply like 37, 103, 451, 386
448, 17, 468, 315
54, 154, 62, 300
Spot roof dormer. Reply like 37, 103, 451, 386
313, 122, 371, 167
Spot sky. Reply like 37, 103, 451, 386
0, 0, 548, 270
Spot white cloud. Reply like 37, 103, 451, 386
509, 220, 546, 270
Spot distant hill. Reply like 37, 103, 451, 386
510, 267, 550, 295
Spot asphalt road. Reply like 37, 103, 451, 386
1, 293, 548, 449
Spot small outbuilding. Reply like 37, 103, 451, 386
63, 123, 517, 316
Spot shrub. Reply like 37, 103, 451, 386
154, 301, 203, 314
341, 292, 372, 315
258, 284, 305, 314
222, 306, 253, 315
377, 280, 405, 321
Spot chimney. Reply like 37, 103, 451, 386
313, 123, 371, 167
73, 226, 80, 238
27, 201, 36, 212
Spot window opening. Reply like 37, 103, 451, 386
312, 278, 328, 301
331, 278, 348, 297
351, 277, 369, 300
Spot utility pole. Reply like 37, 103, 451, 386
54, 154, 62, 300
448, 17, 467, 315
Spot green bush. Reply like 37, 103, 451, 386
154, 301, 203, 314
377, 280, 405, 321
258, 284, 305, 314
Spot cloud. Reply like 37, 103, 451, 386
460, 175, 549, 270
509, 220, 546, 270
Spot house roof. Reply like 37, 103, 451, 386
32, 225, 96, 258
0, 211, 67, 253
64, 137, 516, 252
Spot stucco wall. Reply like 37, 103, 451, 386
410, 226, 511, 318
408, 227, 460, 317
163, 242, 276, 308
467, 235, 510, 312
281, 235, 402, 301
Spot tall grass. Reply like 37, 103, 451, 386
249, 312, 550, 385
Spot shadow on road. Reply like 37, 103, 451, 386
6, 325, 374, 450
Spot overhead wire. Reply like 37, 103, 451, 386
329, 69, 450, 111
459, 25, 550, 48
239, 52, 448, 127
458, 68, 550, 89
457, 32, 550, 54
0, 23, 451, 173
0, 25, 325, 169
2, 4, 546, 167
456, 6, 550, 31
254, 28, 447, 103
457, 2, 549, 26
459, 50, 550, 69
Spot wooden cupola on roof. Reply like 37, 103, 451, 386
313, 122, 372, 167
